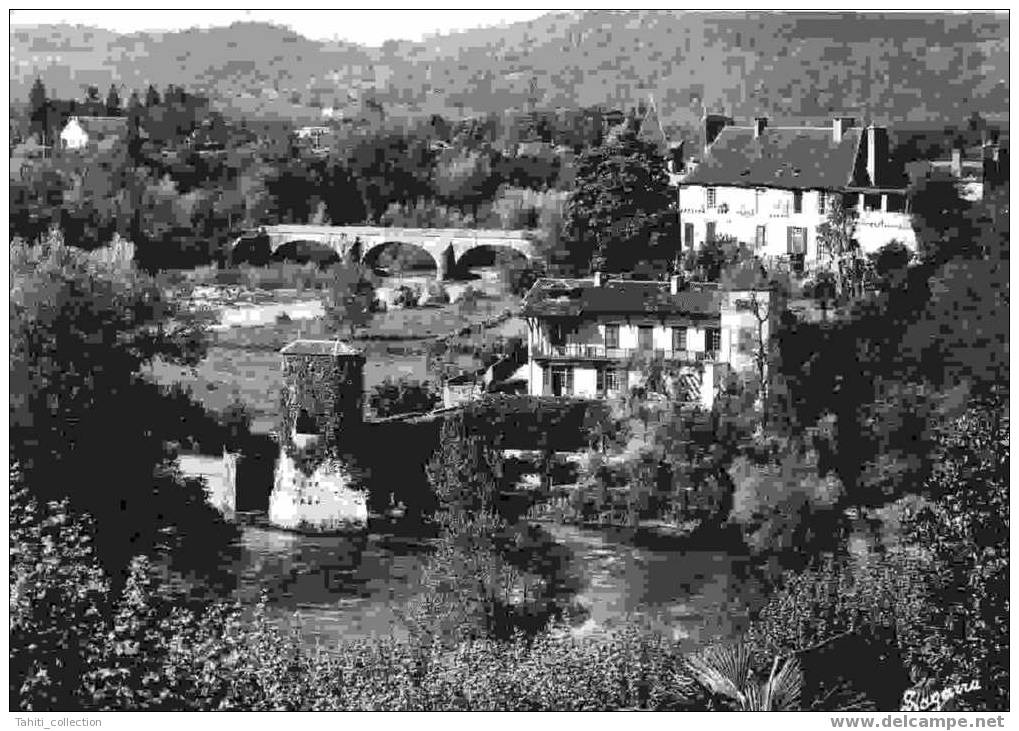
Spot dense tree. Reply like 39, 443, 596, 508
105, 84, 122, 115
433, 149, 499, 219
10, 234, 235, 578
815, 197, 862, 299
28, 77, 47, 143
426, 413, 502, 515
563, 126, 675, 273
369, 377, 439, 418
323, 261, 376, 338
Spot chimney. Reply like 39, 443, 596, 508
753, 116, 768, 139
866, 125, 888, 187
951, 147, 963, 178
670, 273, 682, 295
668, 140, 685, 174
832, 116, 856, 144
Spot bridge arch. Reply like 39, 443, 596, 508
271, 239, 342, 266
453, 242, 530, 280
361, 240, 444, 277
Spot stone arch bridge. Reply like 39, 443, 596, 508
234, 225, 537, 278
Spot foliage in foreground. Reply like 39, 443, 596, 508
744, 401, 1009, 710
10, 483, 694, 710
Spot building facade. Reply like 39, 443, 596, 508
679, 116, 917, 270
522, 275, 775, 410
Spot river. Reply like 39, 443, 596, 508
229, 520, 765, 653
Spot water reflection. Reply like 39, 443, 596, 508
231, 519, 765, 652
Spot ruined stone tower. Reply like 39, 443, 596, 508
279, 339, 364, 450
269, 339, 368, 532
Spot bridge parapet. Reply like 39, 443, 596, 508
234, 224, 537, 277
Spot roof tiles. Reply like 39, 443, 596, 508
683, 126, 863, 190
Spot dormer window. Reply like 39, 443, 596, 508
706, 187, 717, 208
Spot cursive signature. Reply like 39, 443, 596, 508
901, 680, 981, 711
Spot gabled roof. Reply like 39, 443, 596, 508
682, 126, 863, 190
65, 116, 128, 138
637, 101, 669, 156
521, 277, 722, 319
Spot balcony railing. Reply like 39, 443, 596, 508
534, 343, 717, 363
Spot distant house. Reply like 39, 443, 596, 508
294, 125, 334, 151
679, 115, 917, 271
59, 115, 128, 151
442, 372, 483, 409
906, 138, 1009, 202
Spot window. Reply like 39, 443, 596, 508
599, 367, 621, 394
549, 321, 566, 345
638, 326, 654, 352
706, 328, 721, 353
684, 222, 695, 249
672, 326, 687, 352
706, 187, 717, 208
843, 192, 859, 210
817, 191, 827, 215
706, 221, 717, 242
864, 193, 882, 211
604, 323, 620, 350
755, 225, 767, 249
787, 227, 807, 255
886, 194, 905, 213
551, 366, 573, 397
793, 190, 803, 214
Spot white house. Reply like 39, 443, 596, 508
679, 116, 917, 271
521, 273, 776, 410
59, 116, 128, 151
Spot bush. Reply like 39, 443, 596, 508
369, 377, 439, 418
394, 284, 420, 309
727, 452, 844, 553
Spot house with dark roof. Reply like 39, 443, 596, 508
521, 273, 777, 409
678, 116, 917, 270
58, 116, 128, 151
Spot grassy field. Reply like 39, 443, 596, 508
151, 285, 523, 432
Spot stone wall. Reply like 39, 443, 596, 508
177, 451, 237, 520
268, 446, 368, 532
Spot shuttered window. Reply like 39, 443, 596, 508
672, 326, 687, 351
786, 227, 807, 255
638, 326, 654, 351
604, 324, 620, 350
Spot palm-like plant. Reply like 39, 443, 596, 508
681, 644, 803, 711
